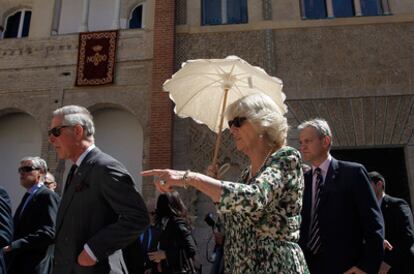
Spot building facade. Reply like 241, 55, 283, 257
0, 0, 161, 208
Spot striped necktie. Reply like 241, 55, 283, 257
308, 167, 323, 254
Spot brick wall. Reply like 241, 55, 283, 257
149, 0, 175, 169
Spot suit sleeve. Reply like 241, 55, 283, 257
384, 200, 414, 267
86, 163, 150, 260
352, 166, 384, 273
11, 192, 60, 250
0, 188, 13, 248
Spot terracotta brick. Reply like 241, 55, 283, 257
149, 0, 175, 169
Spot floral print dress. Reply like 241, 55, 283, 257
218, 146, 309, 274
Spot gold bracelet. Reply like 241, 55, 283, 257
182, 170, 191, 189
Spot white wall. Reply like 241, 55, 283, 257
58, 0, 82, 34
93, 108, 143, 192
88, 0, 114, 31
0, 113, 42, 212
59, 0, 115, 34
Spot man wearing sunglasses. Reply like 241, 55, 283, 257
4, 156, 60, 274
48, 105, 149, 274
44, 172, 57, 192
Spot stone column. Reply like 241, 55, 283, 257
354, 0, 362, 16
262, 0, 272, 20
51, 0, 62, 35
300, 0, 307, 19
112, 0, 121, 29
381, 0, 391, 15
221, 0, 227, 24
326, 0, 334, 18
80, 0, 90, 32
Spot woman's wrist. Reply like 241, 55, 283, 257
182, 170, 192, 189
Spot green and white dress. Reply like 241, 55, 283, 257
218, 146, 309, 274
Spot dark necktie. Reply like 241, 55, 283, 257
64, 164, 78, 191
308, 167, 323, 254
18, 192, 31, 218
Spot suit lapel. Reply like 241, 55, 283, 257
319, 157, 339, 206
14, 186, 46, 229
56, 148, 99, 233
301, 170, 313, 238
381, 194, 390, 212
303, 171, 313, 218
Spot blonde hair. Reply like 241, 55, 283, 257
225, 93, 288, 147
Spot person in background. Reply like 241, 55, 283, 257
143, 93, 309, 273
297, 118, 384, 274
148, 191, 197, 274
368, 171, 414, 274
0, 185, 13, 274
4, 156, 60, 274
123, 198, 160, 274
44, 172, 57, 192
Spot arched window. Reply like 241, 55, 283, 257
4, 9, 32, 38
129, 3, 144, 29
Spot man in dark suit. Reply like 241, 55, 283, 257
368, 171, 414, 274
298, 118, 384, 274
48, 105, 149, 274
0, 186, 13, 274
4, 156, 60, 274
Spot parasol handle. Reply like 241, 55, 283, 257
212, 88, 229, 167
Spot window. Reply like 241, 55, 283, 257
361, 0, 382, 16
202, 0, 248, 26
129, 4, 144, 29
333, 0, 354, 17
303, 0, 327, 19
302, 0, 386, 19
4, 9, 31, 38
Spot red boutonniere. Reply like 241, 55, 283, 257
75, 183, 90, 192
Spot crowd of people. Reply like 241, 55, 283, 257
0, 94, 412, 274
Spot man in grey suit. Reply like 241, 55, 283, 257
48, 105, 149, 274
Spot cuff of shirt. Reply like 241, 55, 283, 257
84, 244, 98, 262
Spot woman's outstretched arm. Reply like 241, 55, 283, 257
141, 169, 222, 203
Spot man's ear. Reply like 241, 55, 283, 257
322, 136, 331, 149
73, 124, 84, 140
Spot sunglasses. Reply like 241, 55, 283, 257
228, 117, 246, 128
48, 125, 71, 137
18, 166, 41, 174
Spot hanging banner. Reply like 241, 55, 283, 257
76, 30, 118, 86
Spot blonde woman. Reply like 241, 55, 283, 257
143, 93, 309, 273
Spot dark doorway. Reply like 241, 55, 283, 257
331, 147, 411, 207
